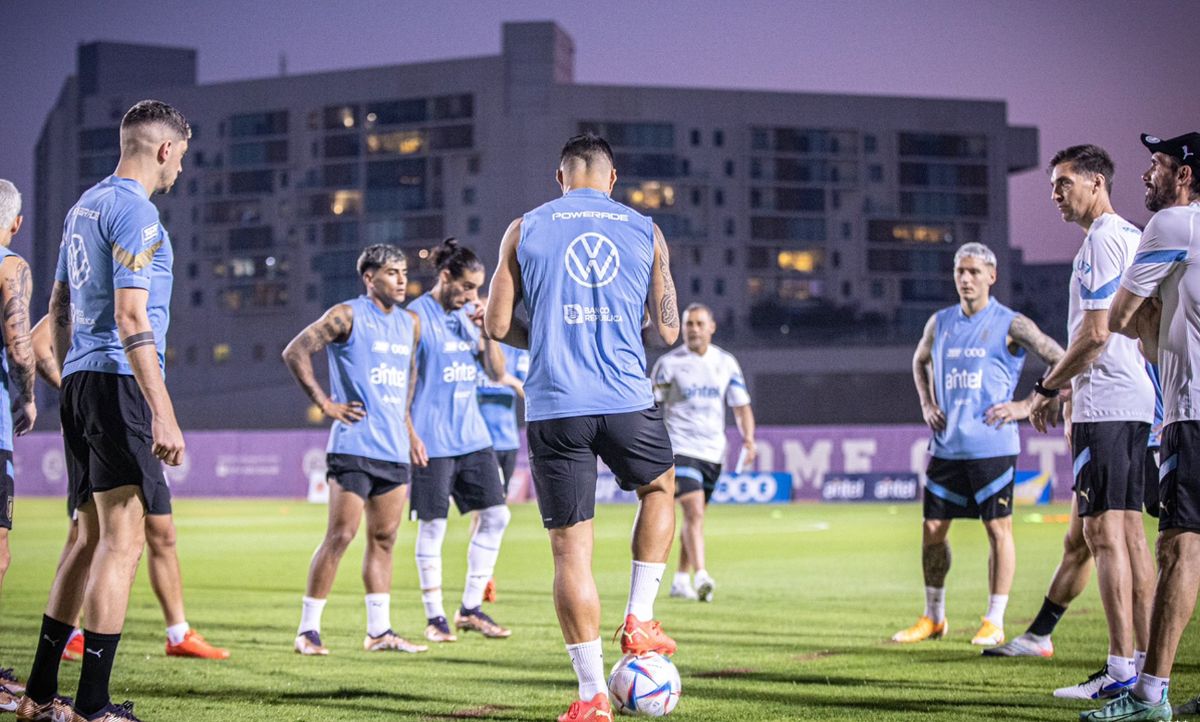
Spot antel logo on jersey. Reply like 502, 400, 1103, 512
565, 233, 620, 288
944, 368, 983, 390
67, 233, 91, 289
683, 385, 721, 399
944, 347, 986, 359
442, 340, 472, 353
442, 361, 478, 384
372, 340, 412, 355
369, 362, 408, 388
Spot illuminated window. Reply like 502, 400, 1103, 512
324, 105, 358, 130
776, 250, 823, 273
406, 280, 423, 297
623, 181, 675, 210
365, 131, 425, 155
213, 343, 231, 363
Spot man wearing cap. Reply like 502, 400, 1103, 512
1086, 131, 1200, 721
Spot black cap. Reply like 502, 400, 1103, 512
1141, 132, 1200, 169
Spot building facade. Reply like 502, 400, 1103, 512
34, 22, 1038, 428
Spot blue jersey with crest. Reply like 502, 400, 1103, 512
408, 293, 491, 458
930, 299, 1026, 459
326, 296, 415, 464
54, 175, 173, 378
518, 188, 655, 421
0, 247, 19, 451
477, 344, 529, 452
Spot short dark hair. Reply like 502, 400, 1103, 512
560, 133, 614, 170
357, 244, 406, 276
122, 99, 191, 141
433, 237, 483, 278
1049, 144, 1114, 194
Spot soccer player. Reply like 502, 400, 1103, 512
408, 238, 512, 642
0, 178, 37, 713
485, 133, 681, 721
989, 147, 1157, 703
26, 315, 229, 662
18, 100, 187, 722
894, 242, 1064, 648
474, 325, 529, 603
1085, 131, 1200, 721
282, 244, 427, 656
652, 303, 755, 603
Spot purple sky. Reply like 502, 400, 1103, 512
2, 0, 1196, 263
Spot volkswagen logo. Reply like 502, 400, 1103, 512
564, 233, 620, 288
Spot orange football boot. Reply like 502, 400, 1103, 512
558, 693, 612, 721
483, 577, 497, 603
166, 630, 230, 659
615, 614, 677, 656
62, 632, 84, 662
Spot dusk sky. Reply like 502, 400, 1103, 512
2, 0, 1196, 264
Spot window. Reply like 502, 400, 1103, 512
78, 127, 119, 152
691, 278, 701, 294
187, 263, 198, 279
871, 280, 885, 298
578, 122, 673, 148
864, 134, 877, 153
463, 187, 476, 205
323, 105, 358, 130
774, 187, 825, 212
724, 160, 735, 177
776, 249, 823, 273
431, 94, 473, 120
321, 164, 359, 187
612, 153, 679, 178
900, 191, 989, 217
713, 129, 724, 147
899, 162, 988, 188
714, 189, 724, 206
715, 278, 726, 295
725, 219, 735, 236
867, 220, 955, 244
691, 189, 702, 206
324, 134, 360, 158
365, 131, 424, 155
191, 290, 203, 307
690, 129, 701, 146
253, 344, 266, 361
467, 217, 481, 235
205, 199, 262, 224
725, 249, 736, 265
365, 216, 443, 244
617, 181, 675, 209
229, 170, 273, 194
841, 222, 852, 239
79, 154, 118, 177
322, 222, 359, 246
842, 281, 852, 298
898, 132, 987, 159
185, 346, 197, 365
467, 156, 481, 174
229, 226, 273, 251
213, 343, 231, 363
366, 98, 427, 125
428, 125, 473, 150
690, 247, 702, 264
868, 164, 883, 182
230, 140, 288, 166
832, 251, 841, 268
230, 111, 288, 137
308, 190, 363, 217
750, 217, 826, 241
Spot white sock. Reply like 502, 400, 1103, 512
626, 561, 666, 622
422, 589, 446, 621
566, 638, 607, 701
695, 568, 710, 581
462, 505, 510, 610
1135, 650, 1147, 677
1135, 673, 1169, 704
365, 593, 391, 638
416, 518, 447, 618
1108, 654, 1136, 682
924, 586, 946, 624
985, 594, 1008, 628
166, 622, 190, 646
299, 596, 327, 634
673, 572, 691, 587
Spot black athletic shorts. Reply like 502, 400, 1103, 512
0, 450, 12, 530
1071, 421, 1149, 517
924, 455, 1016, 521
527, 406, 674, 529
673, 454, 722, 503
1145, 447, 1161, 519
326, 453, 409, 500
495, 448, 518, 493
409, 447, 505, 521
62, 371, 170, 515
1157, 421, 1200, 533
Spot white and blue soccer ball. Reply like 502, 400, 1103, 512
607, 653, 681, 716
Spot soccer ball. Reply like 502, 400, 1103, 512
607, 653, 681, 716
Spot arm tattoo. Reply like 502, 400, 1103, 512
2, 261, 34, 399
51, 283, 71, 328
657, 244, 679, 329
1009, 314, 1065, 365
122, 331, 157, 353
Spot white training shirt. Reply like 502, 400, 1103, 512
651, 344, 751, 464
1068, 213, 1155, 423
1120, 202, 1200, 426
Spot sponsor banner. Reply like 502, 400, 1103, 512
711, 472, 793, 504
820, 473, 920, 503
11, 424, 1078, 502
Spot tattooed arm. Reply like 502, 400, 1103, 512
281, 303, 362, 424
647, 223, 679, 345
1006, 313, 1069, 433
484, 217, 529, 349
0, 256, 35, 434
30, 315, 61, 390
48, 281, 71, 378
912, 314, 945, 431
405, 311, 428, 466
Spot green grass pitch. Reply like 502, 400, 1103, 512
1, 499, 1196, 720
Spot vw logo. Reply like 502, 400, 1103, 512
67, 233, 91, 290
564, 233, 620, 288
